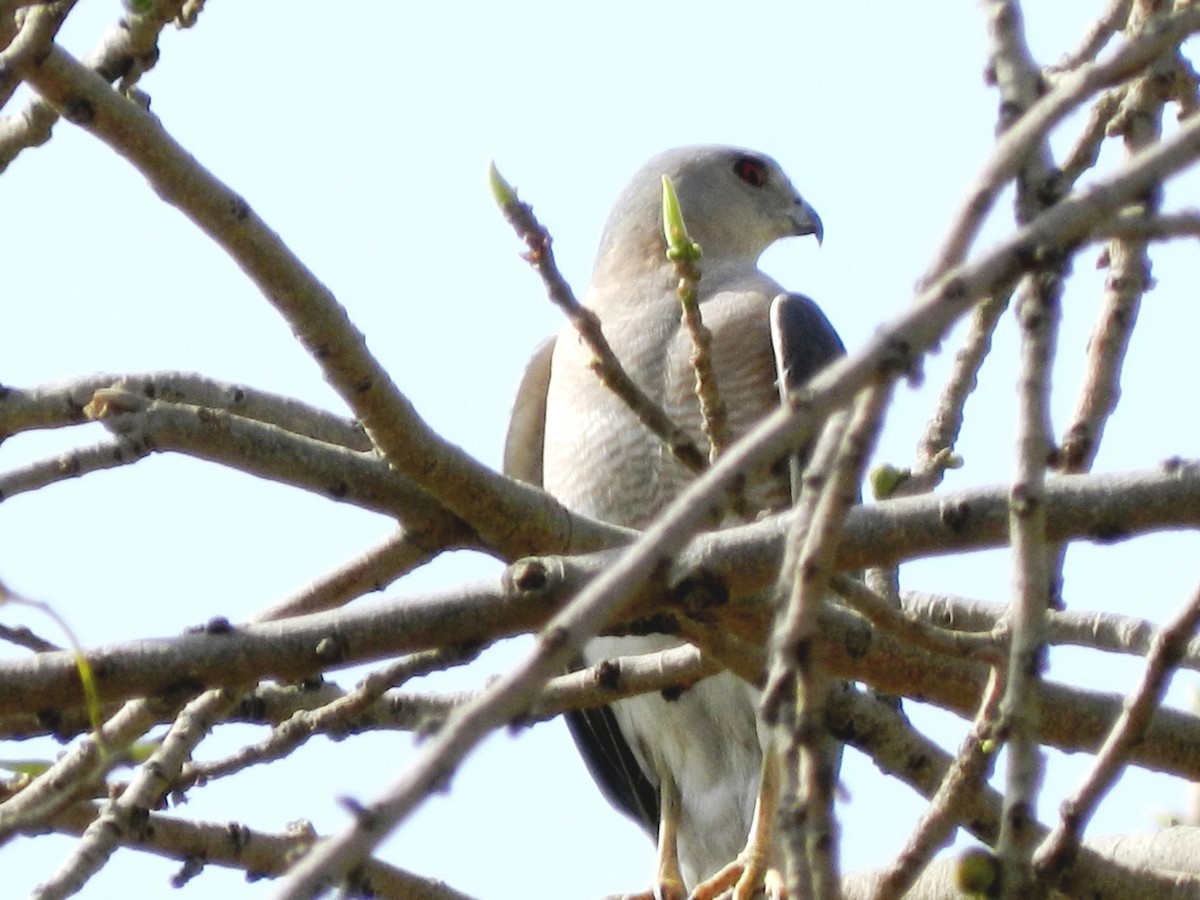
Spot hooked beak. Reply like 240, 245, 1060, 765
790, 198, 824, 246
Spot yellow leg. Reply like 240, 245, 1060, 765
688, 743, 787, 900
654, 773, 687, 900
732, 742, 783, 900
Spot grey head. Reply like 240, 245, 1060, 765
591, 145, 822, 280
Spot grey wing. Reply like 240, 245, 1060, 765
770, 293, 846, 499
502, 335, 661, 836
503, 337, 556, 486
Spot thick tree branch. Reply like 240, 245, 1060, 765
0, 464, 1193, 722
13, 42, 613, 559
82, 391, 485, 550
0, 372, 369, 449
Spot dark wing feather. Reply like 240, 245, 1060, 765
564, 706, 660, 836
770, 293, 846, 498
770, 292, 845, 396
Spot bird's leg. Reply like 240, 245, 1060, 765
654, 772, 687, 900
605, 778, 685, 900
689, 744, 785, 900
732, 743, 784, 900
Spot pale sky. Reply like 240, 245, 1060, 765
2, 2, 1198, 898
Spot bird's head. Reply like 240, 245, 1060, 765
592, 145, 822, 280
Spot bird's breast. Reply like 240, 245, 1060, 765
542, 283, 786, 528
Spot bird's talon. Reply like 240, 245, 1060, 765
687, 860, 743, 900
762, 868, 787, 900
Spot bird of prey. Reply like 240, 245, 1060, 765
504, 145, 845, 898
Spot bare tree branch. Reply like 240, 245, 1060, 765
1050, 0, 1134, 73
0, 695, 181, 843
1034, 581, 1200, 881
771, 385, 892, 898
42, 801, 477, 900
901, 588, 1200, 671
12, 41, 612, 559
0, 372, 368, 449
251, 527, 440, 622
1059, 0, 1175, 474
32, 688, 242, 899
921, 3, 1200, 284
0, 0, 190, 171
831, 687, 1200, 899
868, 669, 1006, 900
83, 391, 485, 549
0, 436, 146, 500
3, 7, 1198, 896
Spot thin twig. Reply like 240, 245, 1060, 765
83, 391, 485, 549
997, 265, 1062, 898
828, 687, 1200, 899
1034, 582, 1200, 883
0, 0, 190, 171
32, 689, 243, 899
0, 696, 181, 843
830, 576, 1003, 665
766, 410, 848, 900
919, 3, 1200, 285
0, 437, 148, 501
772, 385, 892, 899
981, 6, 1065, 895
1059, 0, 1174, 474
43, 801, 478, 900
889, 292, 1009, 498
1048, 0, 1134, 74
0, 623, 59, 653
869, 668, 1006, 900
0, 372, 369, 449
1057, 87, 1126, 188
490, 165, 708, 474
983, 0, 1057, 222
901, 587, 1200, 672
662, 173, 731, 463
179, 648, 477, 787
251, 528, 439, 622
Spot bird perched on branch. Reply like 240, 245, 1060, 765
504, 145, 844, 899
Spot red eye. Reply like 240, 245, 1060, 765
733, 156, 768, 187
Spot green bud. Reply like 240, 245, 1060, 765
955, 847, 998, 896
661, 176, 702, 262
870, 463, 910, 499
488, 161, 518, 208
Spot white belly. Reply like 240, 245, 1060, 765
583, 635, 763, 884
